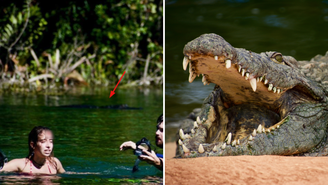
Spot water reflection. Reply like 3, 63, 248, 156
0, 174, 61, 185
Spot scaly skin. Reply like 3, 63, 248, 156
177, 33, 328, 157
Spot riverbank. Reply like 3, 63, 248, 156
165, 142, 328, 185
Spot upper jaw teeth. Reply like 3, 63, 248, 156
183, 56, 189, 71
237, 64, 283, 94
225, 60, 231, 68
188, 60, 197, 83
250, 78, 257, 92
183, 55, 283, 94
241, 69, 245, 76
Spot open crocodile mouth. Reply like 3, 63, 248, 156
179, 34, 324, 154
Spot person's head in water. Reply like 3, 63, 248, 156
28, 126, 54, 160
155, 114, 163, 148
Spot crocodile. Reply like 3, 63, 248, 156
59, 104, 142, 110
176, 33, 328, 157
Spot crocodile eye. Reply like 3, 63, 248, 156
275, 55, 283, 63
271, 52, 284, 64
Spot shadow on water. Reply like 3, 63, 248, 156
0, 86, 163, 184
165, 0, 328, 142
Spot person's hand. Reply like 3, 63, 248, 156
139, 150, 162, 170
119, 141, 136, 151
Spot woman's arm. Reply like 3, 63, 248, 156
0, 159, 24, 172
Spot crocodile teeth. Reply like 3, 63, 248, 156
241, 69, 245, 77
238, 65, 242, 73
262, 128, 265, 133
214, 56, 218, 60
182, 144, 190, 153
189, 56, 191, 60
221, 143, 226, 149
245, 73, 249, 80
264, 79, 268, 84
194, 121, 198, 129
277, 125, 280, 128
191, 129, 195, 134
252, 129, 256, 137
198, 144, 205, 153
273, 87, 277, 93
249, 135, 253, 141
225, 59, 231, 68
179, 129, 185, 140
226, 132, 232, 145
256, 77, 260, 82
268, 84, 273, 91
259, 76, 264, 82
257, 124, 262, 133
237, 139, 240, 145
277, 89, 281, 94
232, 140, 236, 147
188, 63, 196, 83
183, 56, 189, 71
202, 75, 206, 83
196, 116, 201, 124
189, 71, 197, 83
250, 78, 257, 92
178, 139, 183, 145
213, 145, 218, 152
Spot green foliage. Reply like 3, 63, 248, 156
0, 0, 163, 88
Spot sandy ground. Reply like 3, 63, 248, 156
165, 142, 328, 185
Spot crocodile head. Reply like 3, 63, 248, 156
177, 33, 328, 157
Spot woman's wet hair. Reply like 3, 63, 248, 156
27, 126, 54, 159
157, 114, 163, 125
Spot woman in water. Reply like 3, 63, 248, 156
0, 126, 65, 174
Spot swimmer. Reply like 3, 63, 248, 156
0, 126, 65, 174
120, 114, 163, 171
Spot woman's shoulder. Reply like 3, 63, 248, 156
50, 157, 63, 168
50, 157, 65, 173
51, 157, 62, 163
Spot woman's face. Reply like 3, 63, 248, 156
32, 130, 54, 157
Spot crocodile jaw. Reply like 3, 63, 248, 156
178, 33, 328, 157
184, 55, 281, 108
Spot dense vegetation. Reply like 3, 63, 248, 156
0, 0, 163, 92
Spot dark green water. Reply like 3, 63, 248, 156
165, 0, 328, 142
0, 87, 163, 184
